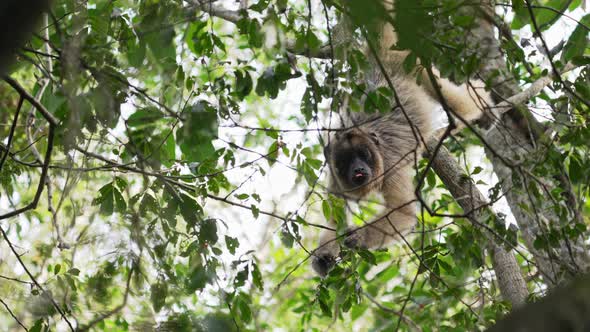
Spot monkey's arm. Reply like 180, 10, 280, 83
312, 219, 341, 276
344, 166, 417, 250
311, 175, 346, 276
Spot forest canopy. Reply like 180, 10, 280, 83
0, 0, 589, 331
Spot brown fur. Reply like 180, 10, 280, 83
311, 1, 493, 276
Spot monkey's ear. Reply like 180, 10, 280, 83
369, 132, 380, 145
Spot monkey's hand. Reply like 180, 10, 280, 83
343, 226, 388, 250
311, 237, 340, 277
343, 229, 368, 249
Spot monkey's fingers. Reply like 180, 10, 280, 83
344, 226, 375, 249
311, 253, 336, 277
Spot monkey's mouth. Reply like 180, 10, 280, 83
352, 172, 368, 185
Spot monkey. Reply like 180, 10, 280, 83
311, 1, 494, 277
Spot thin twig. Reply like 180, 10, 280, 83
0, 95, 24, 172
0, 226, 74, 330
0, 297, 28, 331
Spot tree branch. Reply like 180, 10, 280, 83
493, 62, 576, 116
2, 76, 58, 125
426, 143, 529, 308
0, 123, 55, 220
0, 95, 23, 172
0, 297, 28, 331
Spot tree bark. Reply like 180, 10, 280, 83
468, 2, 589, 285
428, 143, 529, 308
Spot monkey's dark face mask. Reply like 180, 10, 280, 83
325, 130, 381, 195
337, 149, 373, 188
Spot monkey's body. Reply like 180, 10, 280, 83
311, 4, 493, 276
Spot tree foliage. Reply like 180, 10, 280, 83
0, 0, 589, 331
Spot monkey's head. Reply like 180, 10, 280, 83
325, 128, 384, 198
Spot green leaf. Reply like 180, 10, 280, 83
562, 14, 590, 62
150, 281, 168, 312
280, 226, 295, 248
211, 34, 226, 53
256, 68, 280, 99
575, 82, 590, 105
251, 262, 264, 290
234, 70, 253, 100
453, 15, 475, 27
127, 107, 164, 127
225, 236, 239, 255
267, 141, 279, 166
114, 176, 127, 190
139, 193, 158, 217
536, 0, 572, 30
199, 218, 218, 245
234, 193, 249, 200
93, 182, 127, 215
250, 204, 259, 219
179, 194, 203, 229
426, 169, 437, 188
67, 268, 81, 276
302, 162, 318, 186
247, 20, 264, 48
403, 52, 417, 74
127, 36, 146, 67
139, 5, 176, 71
186, 266, 209, 293
177, 101, 218, 162
321, 200, 332, 220
295, 28, 322, 53
30, 319, 45, 332
319, 299, 332, 317
237, 295, 252, 323
357, 248, 377, 265
300, 88, 314, 122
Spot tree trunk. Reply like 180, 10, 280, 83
468, 3, 589, 285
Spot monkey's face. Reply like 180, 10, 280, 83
326, 129, 383, 197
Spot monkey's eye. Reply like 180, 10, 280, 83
358, 148, 371, 161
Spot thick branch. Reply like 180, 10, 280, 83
426, 143, 529, 308
493, 63, 576, 116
